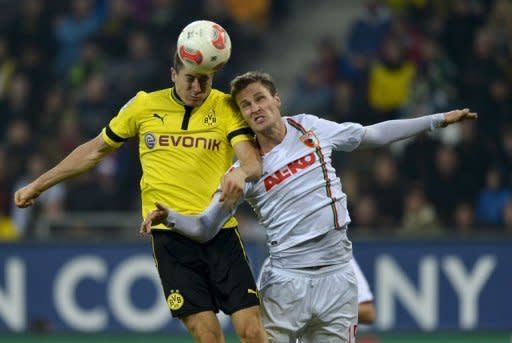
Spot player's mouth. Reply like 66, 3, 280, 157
253, 115, 265, 124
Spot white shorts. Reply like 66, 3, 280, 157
257, 258, 358, 343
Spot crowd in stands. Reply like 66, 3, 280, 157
0, 0, 511, 240
285, 0, 512, 237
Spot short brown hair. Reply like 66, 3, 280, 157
173, 52, 185, 72
230, 71, 277, 100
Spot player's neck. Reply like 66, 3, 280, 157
256, 121, 287, 154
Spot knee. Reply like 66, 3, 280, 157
187, 325, 223, 343
240, 321, 266, 342
182, 315, 223, 343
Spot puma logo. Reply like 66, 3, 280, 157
153, 113, 167, 124
247, 289, 258, 296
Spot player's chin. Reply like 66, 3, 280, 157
186, 98, 205, 107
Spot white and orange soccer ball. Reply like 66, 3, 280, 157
177, 20, 232, 73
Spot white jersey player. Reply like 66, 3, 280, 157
141, 72, 476, 342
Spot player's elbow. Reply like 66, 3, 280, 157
358, 302, 376, 325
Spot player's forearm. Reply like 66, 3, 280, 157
234, 141, 262, 181
34, 139, 112, 192
164, 192, 234, 243
361, 113, 445, 147
238, 156, 262, 181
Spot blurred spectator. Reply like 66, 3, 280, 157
366, 154, 403, 227
485, 0, 512, 59
287, 62, 332, 115
223, 0, 271, 31
475, 166, 512, 227
11, 153, 66, 238
68, 38, 106, 90
331, 79, 370, 124
351, 194, 380, 231
425, 145, 467, 226
65, 155, 122, 212
400, 133, 439, 182
346, 0, 391, 57
454, 120, 489, 196
0, 73, 35, 134
459, 28, 503, 125
441, 0, 484, 67
53, 0, 105, 74
367, 36, 416, 119
0, 35, 16, 101
107, 30, 158, 100
408, 37, 457, 114
0, 146, 18, 241
3, 119, 32, 182
454, 202, 475, 235
502, 200, 512, 234
400, 185, 440, 235
97, 0, 135, 58
8, 0, 55, 62
75, 74, 114, 139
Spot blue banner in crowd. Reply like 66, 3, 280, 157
0, 240, 510, 332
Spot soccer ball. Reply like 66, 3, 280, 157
177, 20, 232, 73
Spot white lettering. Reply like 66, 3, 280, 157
54, 256, 107, 331
108, 256, 169, 331
376, 255, 438, 330
442, 255, 496, 329
0, 258, 25, 331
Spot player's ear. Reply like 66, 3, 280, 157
170, 67, 176, 83
275, 93, 282, 107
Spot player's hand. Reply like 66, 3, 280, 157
139, 202, 169, 236
14, 183, 42, 208
220, 168, 246, 210
442, 108, 477, 127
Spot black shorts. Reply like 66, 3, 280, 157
151, 228, 260, 318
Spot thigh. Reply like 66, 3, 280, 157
259, 269, 309, 342
206, 228, 260, 315
302, 269, 358, 343
151, 230, 217, 318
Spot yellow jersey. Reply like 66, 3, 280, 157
101, 88, 253, 230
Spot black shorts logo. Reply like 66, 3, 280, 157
144, 132, 156, 149
167, 290, 184, 310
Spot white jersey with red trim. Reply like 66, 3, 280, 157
242, 114, 364, 267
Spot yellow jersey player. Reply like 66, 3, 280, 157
14, 54, 267, 343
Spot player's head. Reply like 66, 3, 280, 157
230, 71, 282, 134
171, 52, 214, 107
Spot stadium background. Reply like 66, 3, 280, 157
0, 0, 511, 341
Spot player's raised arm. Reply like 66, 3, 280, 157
220, 140, 261, 208
359, 108, 477, 148
14, 134, 117, 208
140, 191, 236, 243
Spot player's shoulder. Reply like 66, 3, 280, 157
207, 88, 238, 115
285, 113, 322, 127
208, 88, 231, 104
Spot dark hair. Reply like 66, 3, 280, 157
230, 71, 277, 100
173, 52, 185, 72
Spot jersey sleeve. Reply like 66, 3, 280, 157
220, 95, 253, 147
299, 114, 364, 152
101, 91, 146, 148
